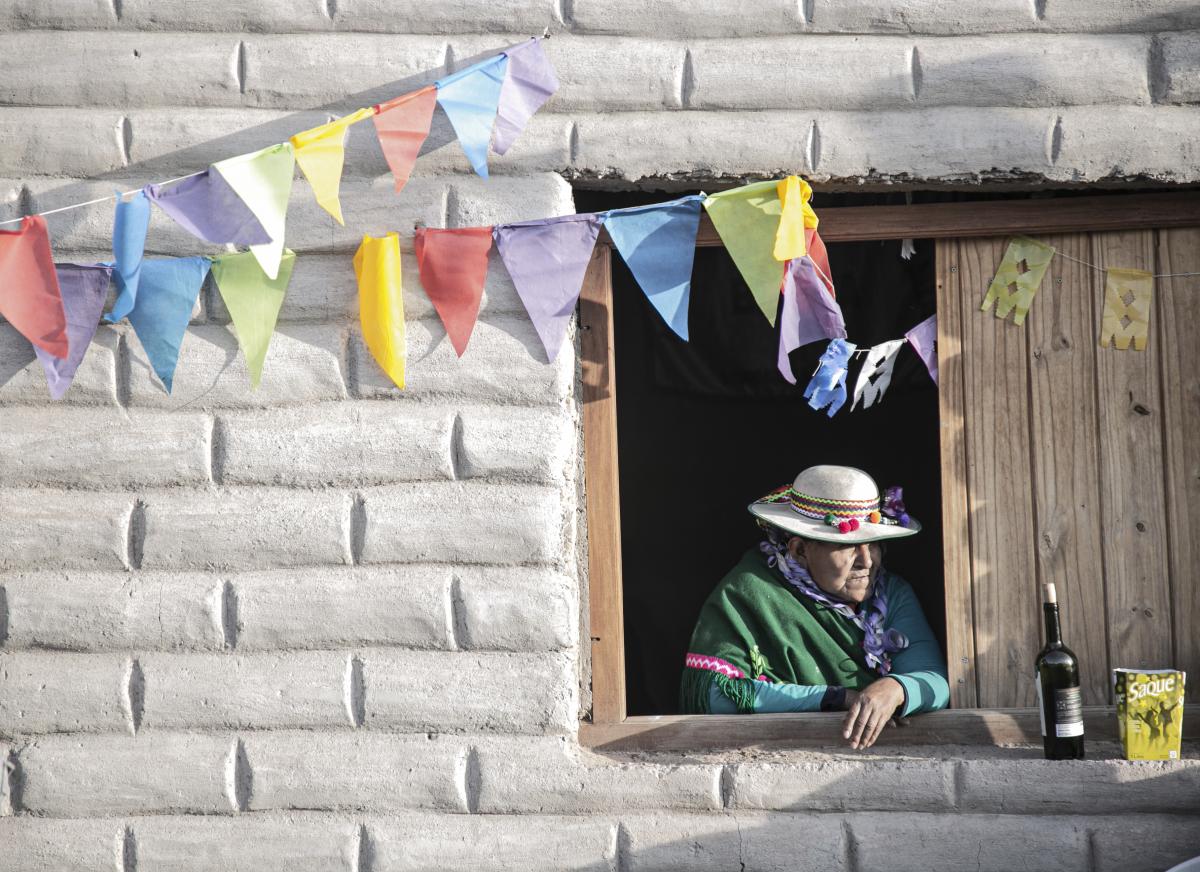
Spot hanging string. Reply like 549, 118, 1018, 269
0, 169, 209, 227
1051, 248, 1200, 280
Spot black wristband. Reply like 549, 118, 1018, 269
820, 685, 847, 712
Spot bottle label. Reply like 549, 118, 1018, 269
1035, 674, 1047, 737
1053, 686, 1084, 737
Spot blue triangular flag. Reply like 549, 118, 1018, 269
105, 190, 152, 323
803, 338, 857, 417
603, 196, 703, 341
436, 54, 509, 179
127, 257, 211, 393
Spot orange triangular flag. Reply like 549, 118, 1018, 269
373, 86, 437, 195
414, 226, 493, 356
0, 215, 69, 358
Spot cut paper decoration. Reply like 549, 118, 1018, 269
36, 264, 112, 400
493, 38, 559, 156
144, 170, 271, 246
373, 86, 438, 194
852, 339, 905, 410
355, 233, 406, 389
436, 54, 509, 179
0, 215, 68, 358
126, 257, 212, 394
773, 175, 816, 262
1100, 267, 1153, 351
211, 249, 297, 389
980, 236, 1055, 326
290, 108, 374, 226
703, 180, 786, 325
905, 314, 938, 386
803, 338, 857, 418
493, 213, 604, 363
777, 256, 847, 385
414, 226, 493, 357
603, 195, 702, 341
105, 190, 152, 323
213, 142, 296, 280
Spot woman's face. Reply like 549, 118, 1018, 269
788, 536, 883, 605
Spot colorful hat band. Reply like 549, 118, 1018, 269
758, 484, 912, 535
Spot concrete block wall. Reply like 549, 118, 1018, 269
2, 2, 1199, 870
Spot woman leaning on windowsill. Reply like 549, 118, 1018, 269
679, 465, 950, 750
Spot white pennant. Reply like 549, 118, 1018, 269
852, 339, 905, 410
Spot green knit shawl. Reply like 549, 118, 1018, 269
680, 547, 878, 713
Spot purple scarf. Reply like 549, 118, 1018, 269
759, 539, 909, 675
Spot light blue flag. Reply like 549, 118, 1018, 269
105, 190, 152, 323
803, 338, 858, 418
436, 54, 509, 179
127, 257, 211, 393
603, 196, 703, 341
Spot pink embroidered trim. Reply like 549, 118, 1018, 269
684, 653, 744, 679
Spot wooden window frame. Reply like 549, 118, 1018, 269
579, 191, 1200, 752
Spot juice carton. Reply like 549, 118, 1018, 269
1113, 668, 1186, 761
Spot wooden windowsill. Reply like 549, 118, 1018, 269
580, 705, 1200, 753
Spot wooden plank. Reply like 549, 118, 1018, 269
935, 238, 978, 708
1092, 231, 1175, 677
1025, 233, 1111, 704
579, 707, 1200, 751
694, 192, 1200, 246
578, 244, 627, 724
957, 237, 1041, 708
1155, 228, 1200, 702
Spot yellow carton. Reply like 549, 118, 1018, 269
1113, 668, 1186, 761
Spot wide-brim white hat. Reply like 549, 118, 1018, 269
748, 464, 921, 544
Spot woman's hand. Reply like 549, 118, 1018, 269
841, 677, 906, 750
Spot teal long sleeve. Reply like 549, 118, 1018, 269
708, 575, 949, 717
885, 576, 950, 717
708, 678, 828, 713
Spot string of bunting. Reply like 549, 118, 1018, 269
2, 35, 1182, 410
980, 236, 1199, 352
0, 37, 559, 395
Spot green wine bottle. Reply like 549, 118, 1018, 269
1035, 582, 1085, 759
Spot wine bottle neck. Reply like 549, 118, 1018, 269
1043, 602, 1063, 647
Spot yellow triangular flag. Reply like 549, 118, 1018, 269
213, 143, 296, 280
354, 232, 405, 389
290, 107, 374, 226
774, 175, 816, 261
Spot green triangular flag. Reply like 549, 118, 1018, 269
212, 143, 296, 280
211, 249, 297, 389
703, 180, 785, 325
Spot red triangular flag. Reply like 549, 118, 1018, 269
373, 86, 437, 195
414, 226, 493, 356
0, 215, 68, 358
806, 228, 836, 298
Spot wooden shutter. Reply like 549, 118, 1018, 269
938, 228, 1200, 708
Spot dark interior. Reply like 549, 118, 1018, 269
575, 189, 944, 716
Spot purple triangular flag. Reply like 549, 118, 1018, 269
905, 314, 938, 386
35, 263, 113, 400
144, 170, 272, 246
493, 38, 559, 156
778, 256, 847, 385
493, 213, 603, 362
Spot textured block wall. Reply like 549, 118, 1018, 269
1, 2, 1200, 871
